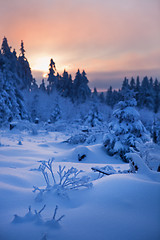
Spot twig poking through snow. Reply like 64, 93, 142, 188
12, 205, 65, 229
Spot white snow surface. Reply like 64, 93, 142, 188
0, 128, 160, 240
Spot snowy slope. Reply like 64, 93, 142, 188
0, 129, 160, 240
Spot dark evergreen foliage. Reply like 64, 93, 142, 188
92, 87, 98, 101
47, 58, 56, 87
39, 79, 46, 92
105, 76, 160, 113
73, 69, 91, 103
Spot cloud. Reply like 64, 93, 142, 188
88, 68, 160, 90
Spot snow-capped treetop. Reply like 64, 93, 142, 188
19, 40, 26, 59
1, 37, 11, 57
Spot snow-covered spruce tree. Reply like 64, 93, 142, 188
0, 70, 28, 124
84, 104, 103, 127
153, 78, 160, 113
39, 79, 46, 92
92, 87, 98, 101
152, 117, 160, 145
1, 37, 19, 86
17, 40, 34, 89
50, 104, 61, 123
0, 39, 29, 124
47, 58, 57, 93
73, 69, 91, 103
30, 92, 39, 122
0, 71, 12, 124
99, 92, 105, 103
106, 86, 114, 108
138, 76, 154, 110
103, 87, 151, 162
106, 86, 121, 108
59, 70, 73, 98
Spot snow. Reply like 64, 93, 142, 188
0, 128, 160, 240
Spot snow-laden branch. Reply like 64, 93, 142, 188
32, 158, 92, 201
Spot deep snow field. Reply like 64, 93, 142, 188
0, 125, 160, 240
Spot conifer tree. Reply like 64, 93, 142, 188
153, 78, 160, 113
50, 104, 61, 123
0, 70, 28, 124
99, 92, 105, 103
60, 70, 73, 97
20, 40, 25, 58
103, 87, 150, 162
1, 37, 15, 74
73, 69, 81, 94
0, 49, 5, 71
80, 70, 91, 100
139, 76, 154, 109
17, 40, 33, 89
47, 59, 57, 90
31, 78, 38, 91
106, 86, 113, 107
39, 79, 46, 92
122, 77, 129, 90
1, 37, 11, 57
92, 87, 98, 101
73, 69, 91, 102
84, 104, 102, 127
135, 76, 141, 105
135, 76, 140, 92
130, 77, 135, 90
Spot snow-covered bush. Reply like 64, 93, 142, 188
50, 104, 61, 123
103, 88, 151, 162
86, 134, 97, 144
18, 140, 23, 145
32, 158, 92, 201
12, 205, 65, 228
30, 125, 38, 135
66, 133, 88, 144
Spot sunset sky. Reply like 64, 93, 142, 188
0, 0, 160, 89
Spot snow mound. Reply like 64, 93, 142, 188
72, 145, 90, 162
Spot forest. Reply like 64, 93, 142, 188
0, 37, 160, 144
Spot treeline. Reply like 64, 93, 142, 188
106, 76, 160, 113
39, 59, 91, 103
0, 37, 92, 123
0, 37, 160, 125
0, 37, 92, 101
